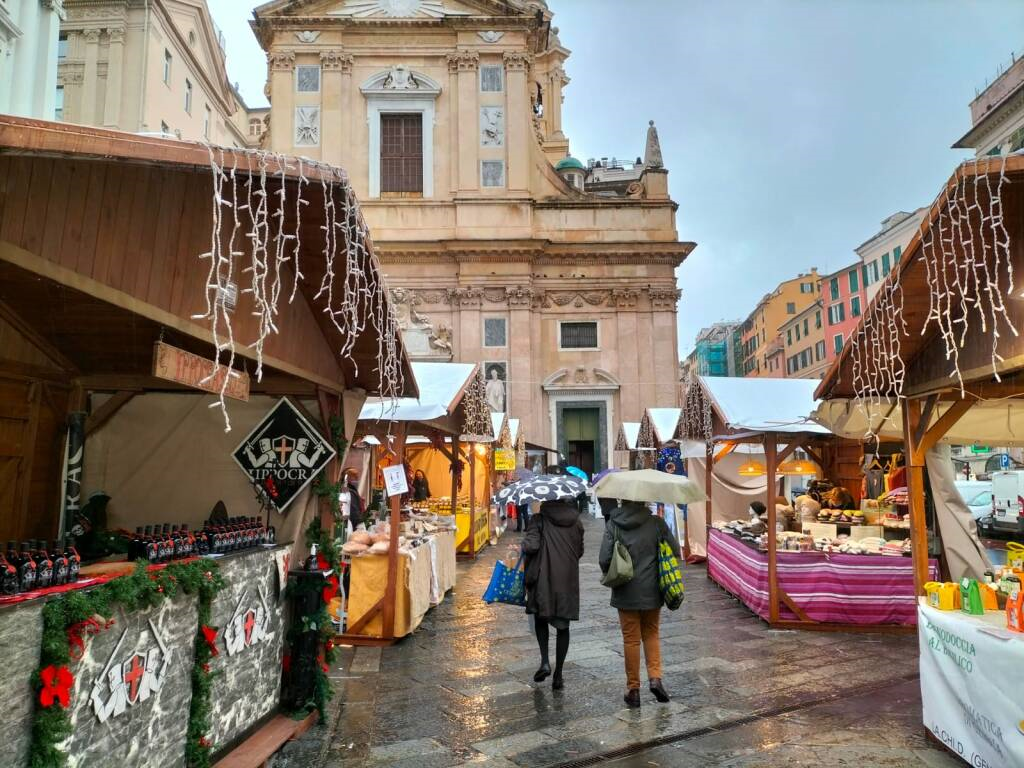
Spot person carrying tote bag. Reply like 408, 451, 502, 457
599, 501, 681, 709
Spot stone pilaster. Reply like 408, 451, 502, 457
503, 52, 531, 193
448, 50, 480, 192
319, 49, 353, 166
548, 65, 569, 141
103, 27, 125, 128
80, 28, 102, 124
267, 50, 296, 153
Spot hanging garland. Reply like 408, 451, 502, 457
681, 370, 713, 445
312, 413, 350, 523
460, 369, 493, 442
28, 560, 225, 768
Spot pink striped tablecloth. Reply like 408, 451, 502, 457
707, 528, 938, 626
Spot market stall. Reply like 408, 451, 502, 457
614, 421, 642, 469
680, 374, 930, 630
814, 154, 1024, 760
0, 117, 412, 766
347, 362, 493, 644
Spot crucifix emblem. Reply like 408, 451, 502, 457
123, 654, 146, 704
273, 436, 294, 465
224, 585, 273, 656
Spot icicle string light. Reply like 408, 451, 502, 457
850, 155, 1016, 442
680, 370, 713, 446
196, 146, 405, 431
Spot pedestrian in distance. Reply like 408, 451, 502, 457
521, 497, 584, 691
515, 502, 530, 532
411, 469, 431, 502
599, 500, 681, 708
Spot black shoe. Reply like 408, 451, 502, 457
552, 673, 564, 691
533, 664, 551, 683
649, 678, 670, 703
623, 689, 641, 709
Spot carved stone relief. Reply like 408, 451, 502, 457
478, 31, 504, 43
294, 106, 320, 146
320, 50, 354, 72
295, 31, 321, 43
480, 106, 505, 147
382, 65, 421, 90
268, 51, 296, 71
447, 50, 480, 73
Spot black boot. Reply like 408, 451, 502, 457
649, 678, 670, 703
552, 673, 564, 691
623, 689, 641, 709
533, 664, 551, 683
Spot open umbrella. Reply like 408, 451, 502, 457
592, 467, 621, 485
592, 469, 706, 505
495, 474, 587, 506
564, 466, 589, 483
511, 468, 536, 482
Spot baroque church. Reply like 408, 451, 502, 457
252, 0, 694, 473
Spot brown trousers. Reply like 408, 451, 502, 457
617, 608, 662, 690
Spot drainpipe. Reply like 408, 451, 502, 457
138, 0, 150, 131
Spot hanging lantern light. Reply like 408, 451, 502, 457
778, 457, 819, 476
737, 459, 767, 477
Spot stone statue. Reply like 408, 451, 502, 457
485, 368, 506, 413
644, 120, 664, 169
383, 65, 419, 90
429, 324, 453, 354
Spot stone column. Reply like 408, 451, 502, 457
103, 27, 125, 128
548, 65, 569, 141
447, 51, 479, 192
319, 50, 352, 167
267, 50, 296, 154
80, 28, 102, 125
508, 286, 534, 423
503, 52, 531, 193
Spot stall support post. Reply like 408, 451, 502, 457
766, 438, 779, 623
704, 442, 714, 531
381, 423, 407, 640
451, 436, 461, 505
469, 444, 477, 558
901, 397, 930, 596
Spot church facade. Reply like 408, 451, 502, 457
252, 0, 693, 473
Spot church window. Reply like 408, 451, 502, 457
560, 321, 599, 350
481, 160, 505, 188
484, 318, 507, 348
296, 65, 321, 93
163, 50, 172, 85
480, 65, 503, 92
58, 34, 68, 60
381, 114, 423, 193
185, 79, 193, 113
55, 87, 64, 120
249, 118, 263, 137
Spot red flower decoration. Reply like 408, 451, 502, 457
39, 665, 74, 709
322, 575, 340, 604
67, 616, 114, 662
198, 737, 212, 749
202, 663, 211, 674
200, 625, 220, 657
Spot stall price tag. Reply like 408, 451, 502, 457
382, 465, 409, 497
494, 449, 516, 471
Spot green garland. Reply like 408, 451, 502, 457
283, 517, 338, 719
312, 413, 349, 523
28, 560, 224, 768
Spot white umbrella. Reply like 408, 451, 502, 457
592, 469, 706, 505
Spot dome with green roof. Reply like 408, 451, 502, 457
554, 156, 585, 172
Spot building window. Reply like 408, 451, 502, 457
54, 86, 64, 120
480, 65, 503, 92
559, 321, 598, 350
787, 329, 792, 346
828, 303, 845, 325
58, 34, 68, 60
799, 282, 814, 294
381, 113, 423, 193
184, 79, 192, 113
881, 251, 891, 275
249, 118, 263, 137
865, 260, 879, 284
851, 296, 862, 318
795, 325, 801, 341
829, 278, 839, 301
815, 340, 825, 361
815, 310, 821, 329
803, 318, 809, 336
800, 349, 810, 368
164, 50, 172, 85
786, 302, 796, 314
203, 105, 211, 138
481, 160, 505, 188
893, 245, 902, 263
833, 334, 844, 354
848, 269, 859, 293
296, 65, 321, 93
483, 317, 507, 348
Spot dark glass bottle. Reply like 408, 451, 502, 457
64, 537, 80, 583
130, 527, 145, 561
33, 541, 53, 589
4, 542, 20, 594
266, 520, 277, 546
50, 540, 68, 586
181, 524, 194, 557
171, 526, 183, 559
143, 525, 157, 562
305, 543, 319, 571
0, 548, 17, 595
161, 524, 174, 562
17, 542, 37, 592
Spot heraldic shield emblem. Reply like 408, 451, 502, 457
232, 398, 336, 512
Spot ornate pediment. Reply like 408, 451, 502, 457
361, 66, 441, 96
543, 368, 620, 393
255, 0, 542, 19
326, 0, 493, 17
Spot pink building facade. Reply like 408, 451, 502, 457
821, 262, 867, 366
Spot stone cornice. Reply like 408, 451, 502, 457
382, 284, 681, 312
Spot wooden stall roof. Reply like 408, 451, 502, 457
817, 154, 1024, 400
0, 115, 416, 397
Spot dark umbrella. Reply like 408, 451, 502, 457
511, 468, 537, 482
495, 474, 587, 506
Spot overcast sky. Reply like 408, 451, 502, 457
209, 0, 1024, 358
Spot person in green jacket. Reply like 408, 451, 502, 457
599, 501, 680, 708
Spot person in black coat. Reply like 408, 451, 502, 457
411, 470, 431, 502
599, 501, 681, 708
521, 499, 584, 691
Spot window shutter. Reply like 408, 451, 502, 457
381, 114, 423, 193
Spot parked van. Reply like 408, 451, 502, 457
978, 471, 1024, 537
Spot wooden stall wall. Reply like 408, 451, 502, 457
0, 312, 71, 543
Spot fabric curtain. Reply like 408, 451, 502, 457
926, 445, 991, 580
685, 452, 768, 559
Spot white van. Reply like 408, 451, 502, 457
981, 471, 1024, 536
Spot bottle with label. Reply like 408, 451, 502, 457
0, 548, 17, 595
305, 543, 319, 571
32, 541, 53, 590
17, 542, 37, 592
162, 524, 175, 562
130, 527, 145, 561
64, 537, 81, 583
50, 540, 68, 586
171, 526, 184, 559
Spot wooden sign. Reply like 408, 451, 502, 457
153, 341, 250, 401
494, 449, 516, 471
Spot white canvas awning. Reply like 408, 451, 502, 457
360, 361, 477, 424
813, 398, 1024, 447
616, 422, 641, 451
647, 408, 682, 445
701, 376, 830, 436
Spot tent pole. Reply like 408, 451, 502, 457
766, 438, 779, 623
902, 398, 929, 596
469, 445, 477, 558
381, 423, 406, 640
705, 442, 714, 531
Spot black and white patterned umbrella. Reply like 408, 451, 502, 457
495, 474, 587, 506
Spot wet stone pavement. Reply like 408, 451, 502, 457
271, 517, 963, 768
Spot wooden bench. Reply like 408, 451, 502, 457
213, 711, 318, 768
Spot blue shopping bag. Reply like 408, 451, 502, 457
482, 556, 527, 606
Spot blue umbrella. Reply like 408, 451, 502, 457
564, 466, 589, 483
